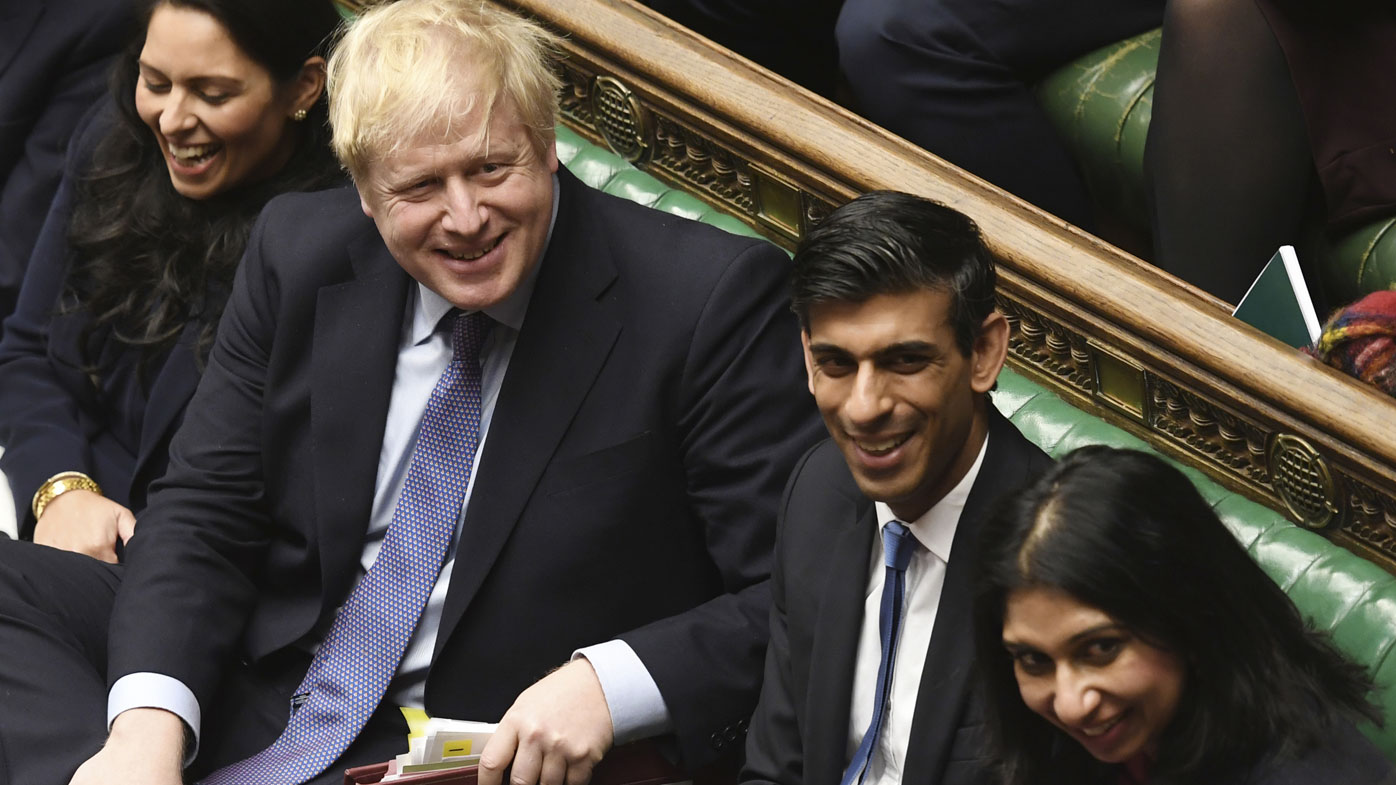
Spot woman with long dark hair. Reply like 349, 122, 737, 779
972, 446, 1393, 784
0, 0, 343, 559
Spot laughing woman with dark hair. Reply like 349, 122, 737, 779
972, 446, 1394, 785
0, 0, 342, 558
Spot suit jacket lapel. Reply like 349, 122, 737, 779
435, 169, 621, 655
902, 408, 1022, 784
807, 501, 875, 785
312, 229, 411, 603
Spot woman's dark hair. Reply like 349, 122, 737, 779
66, 0, 343, 370
972, 446, 1380, 785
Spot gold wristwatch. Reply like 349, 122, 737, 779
31, 471, 103, 520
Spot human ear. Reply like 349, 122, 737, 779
801, 330, 816, 395
969, 311, 1009, 394
287, 56, 328, 118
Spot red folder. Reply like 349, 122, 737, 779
344, 741, 691, 785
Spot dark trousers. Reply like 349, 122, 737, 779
835, 0, 1164, 228
0, 540, 406, 785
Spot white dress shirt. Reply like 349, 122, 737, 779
108, 176, 671, 757
845, 433, 989, 785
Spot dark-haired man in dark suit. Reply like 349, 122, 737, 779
742, 191, 1052, 785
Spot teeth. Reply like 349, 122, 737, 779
446, 236, 502, 261
1081, 717, 1120, 737
855, 433, 911, 455
169, 143, 217, 163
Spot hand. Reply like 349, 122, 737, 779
479, 659, 615, 785
69, 708, 184, 785
33, 490, 136, 564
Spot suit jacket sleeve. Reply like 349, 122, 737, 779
0, 111, 109, 534
105, 200, 284, 707
615, 237, 825, 768
740, 444, 821, 785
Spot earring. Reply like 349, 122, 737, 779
292, 108, 308, 122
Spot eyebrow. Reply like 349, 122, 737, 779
136, 61, 244, 88
1002, 622, 1126, 649
809, 339, 938, 353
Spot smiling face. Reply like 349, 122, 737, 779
356, 88, 558, 311
1001, 586, 1187, 765
135, 4, 315, 199
802, 288, 1007, 521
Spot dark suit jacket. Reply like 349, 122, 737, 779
1242, 722, 1396, 785
107, 168, 824, 769
742, 409, 1051, 785
0, 110, 201, 537
0, 0, 135, 323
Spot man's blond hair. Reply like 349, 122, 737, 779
328, 0, 563, 179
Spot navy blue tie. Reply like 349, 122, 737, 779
841, 520, 916, 785
203, 311, 493, 785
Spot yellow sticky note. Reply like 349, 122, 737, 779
400, 706, 431, 741
442, 740, 473, 758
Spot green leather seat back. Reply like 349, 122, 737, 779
556, 126, 765, 240
1323, 216, 1396, 304
1036, 29, 1158, 232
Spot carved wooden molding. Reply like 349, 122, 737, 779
493, 0, 1396, 572
557, 58, 834, 246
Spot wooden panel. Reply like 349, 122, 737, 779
487, 0, 1396, 570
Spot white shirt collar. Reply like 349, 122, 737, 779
874, 431, 990, 564
408, 173, 561, 344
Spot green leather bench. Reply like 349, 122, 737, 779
1037, 29, 1396, 304
555, 123, 1396, 759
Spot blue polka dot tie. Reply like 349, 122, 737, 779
841, 520, 916, 785
202, 311, 493, 785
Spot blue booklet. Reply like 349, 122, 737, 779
1231, 245, 1322, 349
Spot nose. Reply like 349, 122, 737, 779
843, 364, 893, 427
158, 89, 198, 138
441, 179, 487, 236
1051, 667, 1103, 727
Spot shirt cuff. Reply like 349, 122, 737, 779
573, 641, 673, 745
108, 672, 202, 765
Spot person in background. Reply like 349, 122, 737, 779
974, 446, 1393, 785
0, 0, 341, 556
0, 0, 137, 326
640, 0, 1163, 230
1146, 0, 1396, 303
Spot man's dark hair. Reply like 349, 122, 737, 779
972, 446, 1381, 785
790, 190, 997, 356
